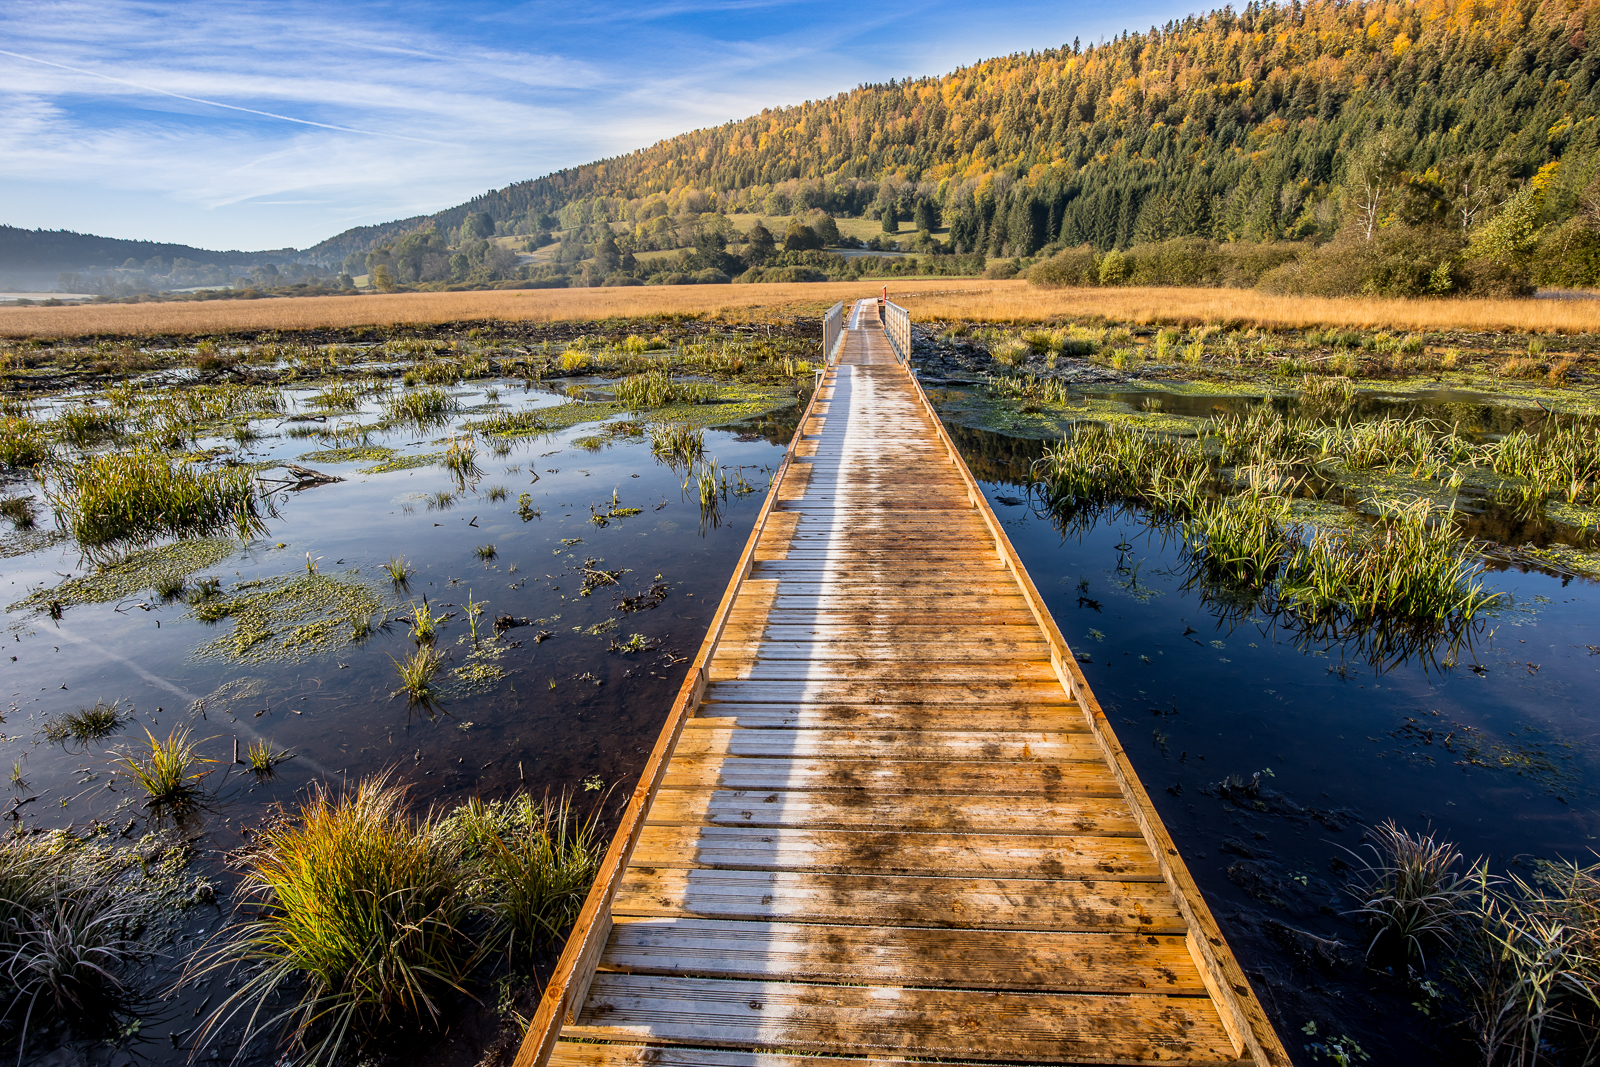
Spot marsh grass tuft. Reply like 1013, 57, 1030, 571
474, 543, 497, 561
649, 422, 703, 468
0, 494, 36, 530
47, 450, 266, 554
440, 437, 481, 482
190, 774, 486, 1066
116, 726, 213, 814
383, 387, 456, 426
384, 555, 412, 588
42, 700, 124, 745
1341, 820, 1477, 965
614, 367, 715, 409
0, 415, 52, 469
246, 739, 292, 777
392, 645, 446, 711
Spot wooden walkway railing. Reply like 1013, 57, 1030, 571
514, 301, 1288, 1067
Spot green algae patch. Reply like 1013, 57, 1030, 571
297, 446, 395, 465
1547, 500, 1600, 532
191, 571, 386, 663
362, 451, 443, 474
8, 537, 237, 613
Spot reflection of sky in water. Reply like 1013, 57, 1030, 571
2, 379, 791, 844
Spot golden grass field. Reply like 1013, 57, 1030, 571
0, 280, 1006, 338
3, 279, 1598, 338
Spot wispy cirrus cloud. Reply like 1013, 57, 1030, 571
0, 0, 1197, 250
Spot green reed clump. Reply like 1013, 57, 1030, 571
190, 775, 486, 1067
650, 422, 704, 468
116, 726, 213, 814
1184, 489, 1294, 586
1466, 858, 1600, 1065
986, 373, 1074, 405
440, 437, 480, 483
392, 645, 445, 711
439, 793, 603, 960
246, 739, 292, 777
384, 387, 456, 425
614, 367, 715, 410
47, 450, 267, 553
1, 414, 51, 469
1488, 417, 1600, 506
471, 409, 545, 437
308, 382, 364, 412
474, 543, 496, 561
41, 700, 124, 745
1035, 423, 1213, 518
52, 404, 122, 448
384, 555, 412, 587
1341, 820, 1478, 965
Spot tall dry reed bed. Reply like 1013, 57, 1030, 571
191, 774, 600, 1066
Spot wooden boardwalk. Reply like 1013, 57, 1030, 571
517, 303, 1288, 1067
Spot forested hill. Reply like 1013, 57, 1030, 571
0, 226, 276, 274
308, 0, 1600, 260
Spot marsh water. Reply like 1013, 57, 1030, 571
2, 368, 1598, 1066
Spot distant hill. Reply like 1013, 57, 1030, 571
0, 225, 306, 292
309, 0, 1600, 269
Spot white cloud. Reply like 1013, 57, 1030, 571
0, 0, 1200, 248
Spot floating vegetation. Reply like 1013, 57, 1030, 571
41, 700, 125, 745
426, 489, 456, 511
8, 537, 237, 614
362, 451, 441, 474
191, 573, 387, 663
296, 445, 395, 465
47, 451, 267, 554
117, 726, 212, 814
484, 484, 508, 502
474, 543, 497, 561
308, 382, 364, 412
405, 598, 446, 644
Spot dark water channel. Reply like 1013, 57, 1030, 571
950, 423, 1600, 1066
1, 378, 795, 1064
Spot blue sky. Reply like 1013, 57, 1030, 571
1, 0, 1204, 251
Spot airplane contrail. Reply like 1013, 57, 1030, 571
0, 47, 448, 145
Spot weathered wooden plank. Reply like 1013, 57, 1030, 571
601, 917, 1205, 993
670, 727, 1099, 762
686, 702, 1082, 731
645, 788, 1139, 835
569, 974, 1239, 1064
705, 680, 1068, 704
630, 823, 1162, 879
657, 755, 1123, 795
706, 661, 1060, 684
551, 1045, 1006, 1067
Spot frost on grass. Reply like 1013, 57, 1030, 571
191, 572, 386, 663
9, 537, 237, 613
